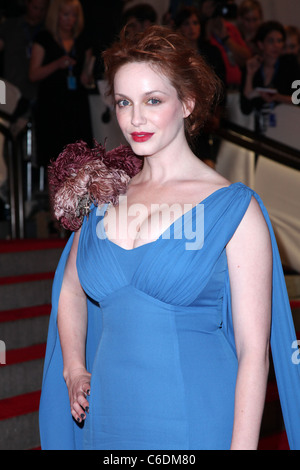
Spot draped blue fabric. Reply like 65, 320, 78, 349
39, 182, 300, 450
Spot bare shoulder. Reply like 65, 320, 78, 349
226, 196, 272, 261
234, 196, 270, 234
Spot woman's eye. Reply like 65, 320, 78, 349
117, 99, 130, 107
147, 98, 161, 105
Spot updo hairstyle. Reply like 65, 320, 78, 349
102, 25, 223, 139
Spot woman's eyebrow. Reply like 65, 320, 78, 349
144, 90, 168, 95
115, 90, 168, 98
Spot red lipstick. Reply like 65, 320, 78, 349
131, 132, 154, 143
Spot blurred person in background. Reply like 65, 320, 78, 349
0, 0, 49, 102
283, 25, 300, 64
237, 0, 263, 55
122, 0, 169, 25
29, 0, 93, 169
200, 0, 251, 89
240, 21, 300, 134
175, 5, 226, 167
0, 0, 49, 218
121, 3, 158, 34
0, 0, 49, 100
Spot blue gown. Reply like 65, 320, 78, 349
39, 182, 300, 450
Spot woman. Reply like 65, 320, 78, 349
29, 0, 93, 167
39, 26, 300, 450
283, 25, 300, 64
174, 6, 226, 84
241, 21, 300, 133
200, 0, 251, 88
174, 5, 226, 168
237, 0, 263, 55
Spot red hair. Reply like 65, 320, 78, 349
102, 25, 223, 137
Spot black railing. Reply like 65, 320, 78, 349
1, 118, 37, 240
216, 120, 300, 171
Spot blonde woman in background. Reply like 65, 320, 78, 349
29, 0, 93, 169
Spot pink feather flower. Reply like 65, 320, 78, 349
48, 140, 142, 231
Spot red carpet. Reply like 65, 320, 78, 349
0, 391, 41, 421
0, 272, 54, 285
0, 304, 51, 323
5, 343, 46, 366
0, 238, 66, 253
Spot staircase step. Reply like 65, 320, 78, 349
0, 391, 41, 450
0, 356, 44, 400
0, 412, 40, 450
0, 390, 40, 421
0, 239, 66, 253
1, 308, 50, 350
0, 272, 54, 285
0, 239, 66, 278
0, 344, 46, 399
6, 343, 46, 365
0, 304, 51, 323
0, 273, 53, 311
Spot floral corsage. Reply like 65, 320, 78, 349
48, 140, 142, 231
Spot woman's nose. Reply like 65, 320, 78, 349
131, 105, 147, 127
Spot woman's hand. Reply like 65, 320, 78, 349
57, 54, 76, 70
30, 43, 77, 82
258, 90, 277, 103
246, 55, 262, 76
64, 367, 91, 423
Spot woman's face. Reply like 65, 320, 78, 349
259, 30, 284, 61
179, 14, 201, 43
114, 62, 190, 157
58, 3, 78, 33
201, 0, 217, 19
284, 34, 300, 55
239, 9, 262, 37
26, 0, 48, 25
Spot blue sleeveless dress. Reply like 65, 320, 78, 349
39, 182, 300, 450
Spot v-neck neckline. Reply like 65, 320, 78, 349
97, 183, 237, 252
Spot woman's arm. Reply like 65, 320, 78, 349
29, 42, 76, 82
240, 56, 263, 115
242, 55, 262, 99
259, 91, 294, 105
208, 18, 251, 67
226, 197, 272, 450
80, 48, 95, 87
57, 229, 90, 423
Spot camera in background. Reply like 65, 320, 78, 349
211, 0, 238, 20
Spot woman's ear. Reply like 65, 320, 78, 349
183, 98, 195, 118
